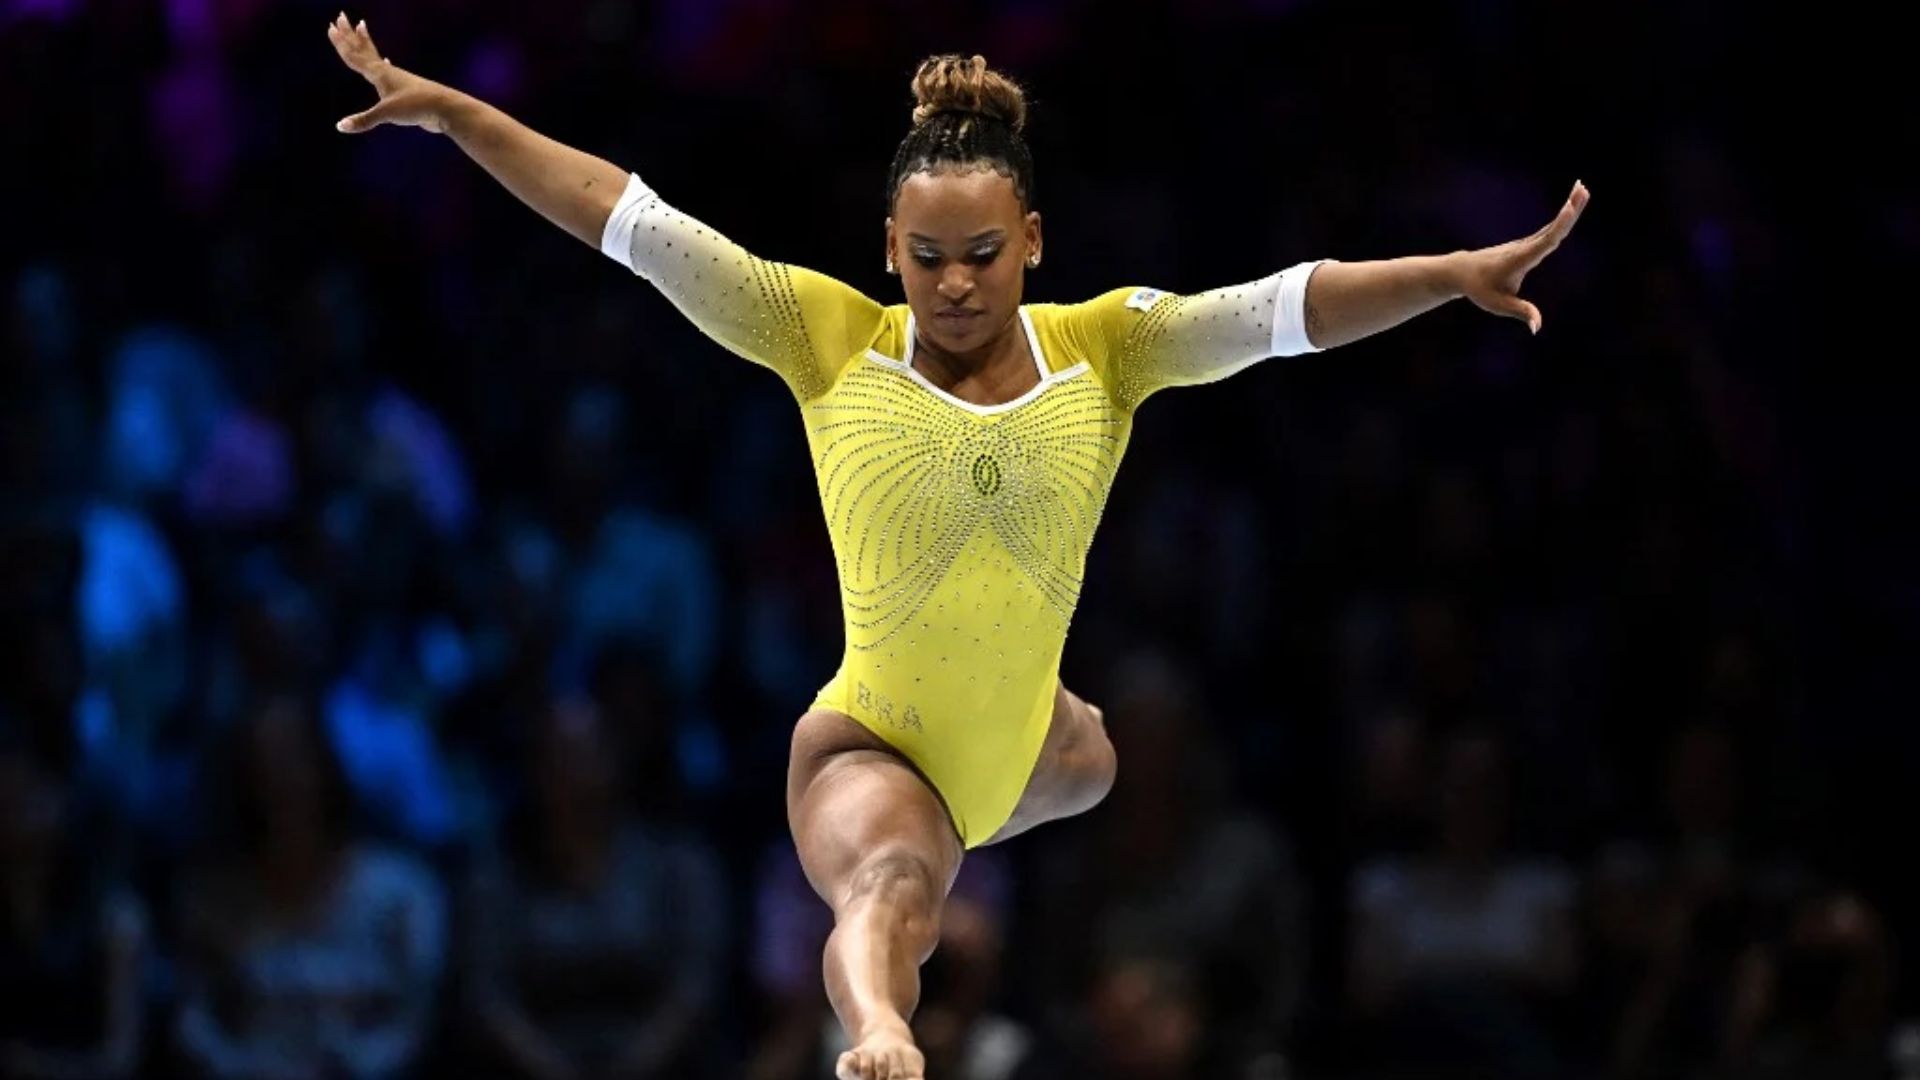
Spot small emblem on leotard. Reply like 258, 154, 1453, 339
1124, 287, 1165, 312
972, 454, 1002, 497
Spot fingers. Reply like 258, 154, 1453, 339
325, 12, 384, 78
352, 13, 382, 58
1533, 179, 1589, 249
1550, 180, 1589, 238
325, 17, 366, 74
1512, 181, 1588, 276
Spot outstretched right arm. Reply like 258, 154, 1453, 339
328, 13, 622, 246
327, 13, 883, 399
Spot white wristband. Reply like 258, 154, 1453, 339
599, 172, 658, 272
1270, 259, 1332, 356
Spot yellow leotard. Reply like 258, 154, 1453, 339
604, 174, 1323, 846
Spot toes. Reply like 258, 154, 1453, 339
836, 1043, 925, 1080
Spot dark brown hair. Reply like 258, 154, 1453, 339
888, 54, 1035, 211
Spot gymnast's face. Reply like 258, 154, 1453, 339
887, 167, 1042, 359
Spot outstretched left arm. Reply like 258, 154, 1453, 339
1062, 181, 1590, 411
1305, 181, 1590, 347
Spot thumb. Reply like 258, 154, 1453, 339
1493, 294, 1542, 335
335, 103, 386, 133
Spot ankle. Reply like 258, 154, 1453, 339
854, 1014, 914, 1044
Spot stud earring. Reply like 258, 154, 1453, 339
1027, 254, 1041, 268
885, 257, 897, 274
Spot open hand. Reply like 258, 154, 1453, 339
326, 12, 453, 134
1454, 180, 1590, 334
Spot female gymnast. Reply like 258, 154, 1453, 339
327, 16, 1587, 1078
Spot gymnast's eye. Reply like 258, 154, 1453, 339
912, 249, 942, 269
965, 244, 1002, 267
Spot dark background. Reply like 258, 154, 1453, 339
4, 0, 1914, 1077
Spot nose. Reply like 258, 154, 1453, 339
937, 264, 974, 303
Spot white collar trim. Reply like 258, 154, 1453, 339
864, 308, 1085, 415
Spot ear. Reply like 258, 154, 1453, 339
1024, 210, 1043, 267
884, 216, 898, 273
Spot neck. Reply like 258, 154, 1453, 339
913, 312, 1026, 383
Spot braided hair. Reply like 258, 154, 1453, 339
887, 54, 1035, 211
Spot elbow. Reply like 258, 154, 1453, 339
1273, 260, 1332, 356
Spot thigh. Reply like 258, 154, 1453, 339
787, 708, 966, 911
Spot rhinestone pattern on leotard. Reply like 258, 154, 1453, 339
808, 361, 1122, 653
628, 197, 837, 401
1110, 287, 1272, 411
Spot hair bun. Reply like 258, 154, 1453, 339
909, 54, 1028, 134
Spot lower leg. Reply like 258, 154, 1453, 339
823, 852, 945, 1077
786, 716, 966, 1079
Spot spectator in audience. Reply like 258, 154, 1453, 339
1035, 649, 1307, 1075
1067, 952, 1210, 1080
1348, 727, 1579, 1076
173, 694, 445, 1080
1725, 891, 1893, 1080
1, 734, 148, 1080
1599, 721, 1762, 1078
465, 695, 727, 1078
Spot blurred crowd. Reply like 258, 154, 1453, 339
2, 0, 1911, 1078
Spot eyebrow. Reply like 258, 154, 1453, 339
906, 230, 1006, 245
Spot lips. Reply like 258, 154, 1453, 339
934, 309, 982, 323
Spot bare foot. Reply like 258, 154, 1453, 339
835, 1022, 924, 1080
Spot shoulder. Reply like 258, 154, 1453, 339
872, 303, 911, 357
1031, 286, 1170, 324
1028, 287, 1166, 359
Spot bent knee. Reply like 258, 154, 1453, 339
1078, 722, 1118, 811
841, 850, 941, 913
1071, 692, 1117, 796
